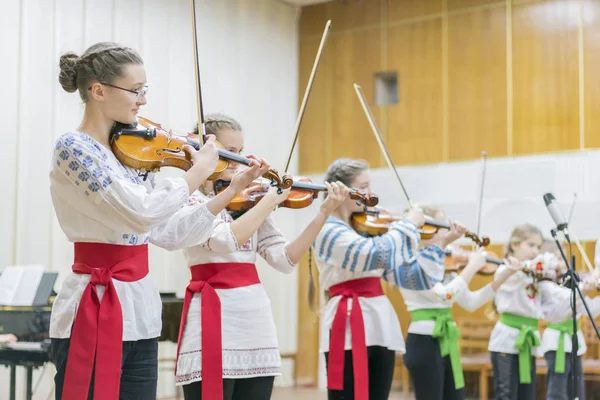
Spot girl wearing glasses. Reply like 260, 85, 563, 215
50, 42, 262, 399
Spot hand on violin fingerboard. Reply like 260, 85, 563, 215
439, 221, 467, 248
319, 182, 349, 215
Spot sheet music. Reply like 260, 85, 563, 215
0, 265, 45, 306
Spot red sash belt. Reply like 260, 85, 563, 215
328, 277, 384, 400
62, 242, 149, 400
175, 262, 260, 400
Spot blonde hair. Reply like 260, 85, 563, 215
59, 42, 143, 103
505, 223, 543, 257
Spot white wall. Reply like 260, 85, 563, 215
0, 0, 300, 398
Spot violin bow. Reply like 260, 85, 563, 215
282, 20, 331, 174
565, 192, 594, 273
353, 83, 414, 207
474, 151, 488, 248
190, 0, 206, 145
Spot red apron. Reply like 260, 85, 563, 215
327, 277, 384, 400
175, 262, 261, 400
62, 242, 149, 400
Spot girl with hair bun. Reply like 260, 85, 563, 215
51, 42, 261, 399
313, 157, 432, 400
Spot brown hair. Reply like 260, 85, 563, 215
323, 158, 369, 187
505, 223, 543, 257
192, 114, 242, 138
59, 42, 143, 102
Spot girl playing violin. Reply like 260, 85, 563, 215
401, 205, 522, 400
50, 42, 260, 400
488, 224, 558, 399
150, 113, 349, 400
539, 239, 600, 400
312, 158, 444, 400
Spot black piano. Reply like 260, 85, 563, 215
0, 284, 183, 400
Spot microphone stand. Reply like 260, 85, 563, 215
550, 228, 600, 400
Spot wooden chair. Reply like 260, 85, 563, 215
456, 318, 495, 400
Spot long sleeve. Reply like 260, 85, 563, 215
454, 282, 496, 312
51, 132, 189, 234
382, 245, 447, 290
149, 193, 218, 251
256, 215, 295, 274
314, 217, 438, 291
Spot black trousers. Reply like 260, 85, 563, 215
544, 351, 585, 400
51, 337, 158, 400
490, 351, 536, 400
403, 333, 465, 400
182, 376, 275, 400
324, 345, 396, 400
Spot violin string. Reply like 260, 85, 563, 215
282, 20, 331, 174
353, 83, 413, 208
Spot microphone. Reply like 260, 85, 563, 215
544, 193, 570, 238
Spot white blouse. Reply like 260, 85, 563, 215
49, 131, 216, 341
488, 253, 557, 356
151, 191, 296, 385
402, 270, 496, 336
540, 280, 600, 355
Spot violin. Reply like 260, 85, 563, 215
351, 208, 490, 248
215, 177, 379, 211
444, 247, 502, 276
110, 116, 293, 189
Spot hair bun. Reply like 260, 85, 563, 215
58, 52, 80, 93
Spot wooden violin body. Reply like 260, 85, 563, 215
216, 177, 379, 211
444, 247, 502, 276
351, 208, 490, 247
110, 116, 292, 188
110, 116, 195, 173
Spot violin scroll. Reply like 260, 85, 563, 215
464, 232, 490, 248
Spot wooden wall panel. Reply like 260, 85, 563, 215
447, 5, 507, 160
329, 29, 384, 167
299, 3, 330, 37
448, 0, 503, 11
512, 0, 580, 155
295, 253, 320, 385
386, 19, 444, 165
583, 0, 600, 148
386, 0, 442, 22
298, 38, 331, 175
327, 0, 383, 32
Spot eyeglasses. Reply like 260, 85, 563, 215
88, 82, 149, 99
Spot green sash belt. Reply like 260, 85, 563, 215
547, 319, 579, 374
410, 308, 463, 389
500, 313, 540, 383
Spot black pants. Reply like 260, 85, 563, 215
50, 337, 158, 400
403, 333, 464, 400
324, 345, 396, 400
545, 351, 585, 400
490, 351, 536, 400
182, 376, 275, 400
